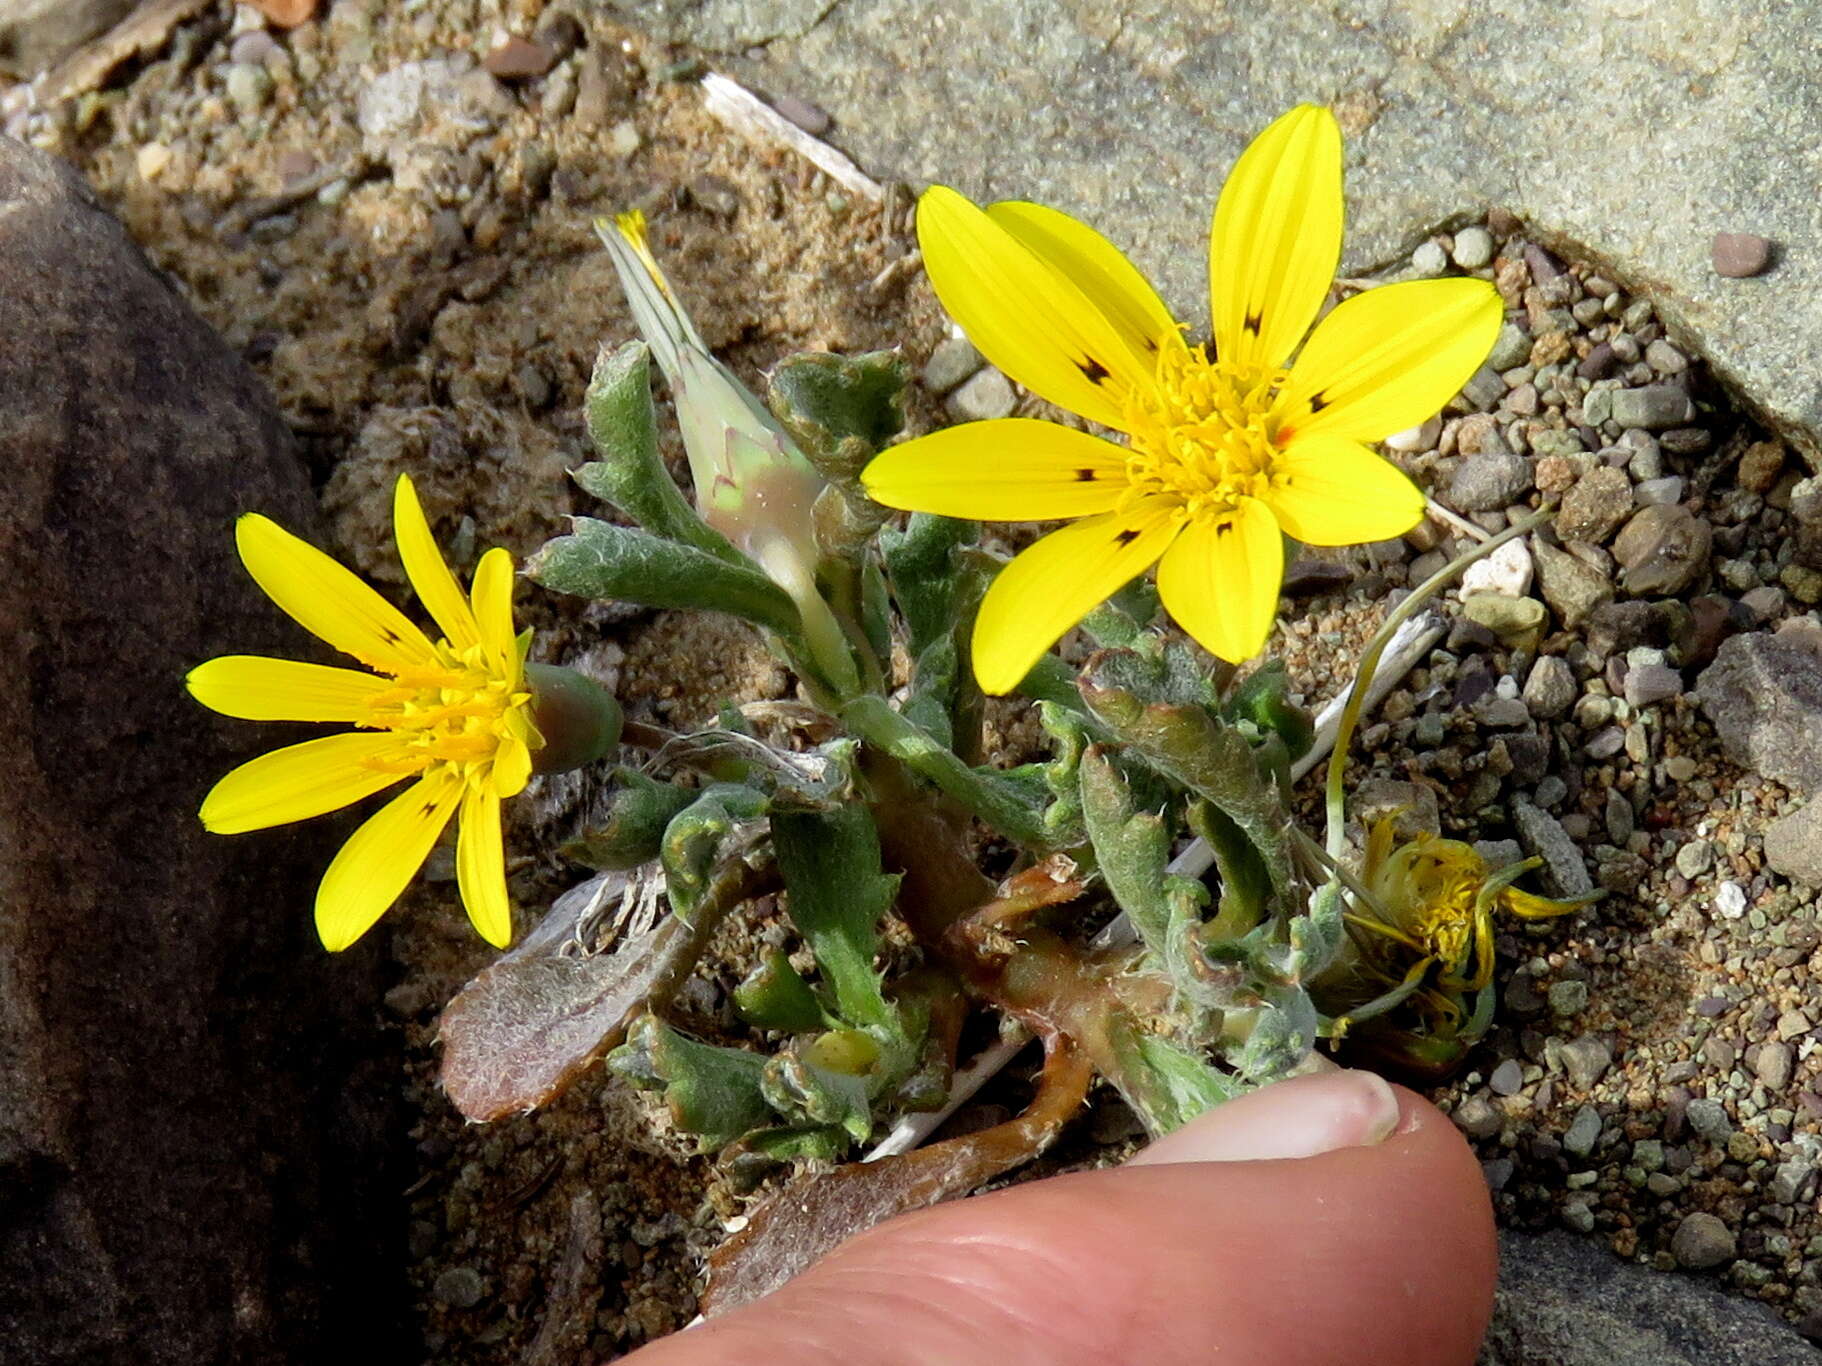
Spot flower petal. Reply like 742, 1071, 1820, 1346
1209, 104, 1344, 374
491, 728, 533, 799
456, 783, 512, 948
236, 514, 438, 671
987, 200, 1179, 366
1156, 498, 1284, 663
918, 185, 1146, 429
1262, 435, 1425, 546
393, 474, 479, 651
314, 766, 464, 952
1276, 278, 1503, 442
199, 731, 413, 834
468, 547, 520, 681
861, 419, 1130, 520
971, 498, 1181, 695
187, 655, 391, 723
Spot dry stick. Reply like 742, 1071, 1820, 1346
700, 73, 886, 204
864, 609, 1447, 1161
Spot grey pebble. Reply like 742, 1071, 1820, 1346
772, 93, 831, 135
1631, 1139, 1664, 1172
1548, 979, 1589, 1017
1522, 656, 1578, 719
1451, 449, 1533, 511
1584, 726, 1625, 760
1459, 366, 1508, 412
1604, 789, 1634, 844
1611, 385, 1694, 430
947, 366, 1015, 421
1686, 1097, 1732, 1143
229, 32, 281, 66
1633, 475, 1685, 507
225, 63, 274, 117
1485, 322, 1533, 371
1559, 1034, 1612, 1091
1753, 1041, 1794, 1090
1514, 800, 1595, 897
433, 1266, 486, 1308
1481, 1157, 1515, 1191
1624, 663, 1683, 708
1645, 339, 1688, 374
1489, 1058, 1526, 1096
1562, 1103, 1602, 1157
1769, 1159, 1813, 1204
1561, 1200, 1596, 1234
922, 336, 982, 395
1452, 1094, 1503, 1139
1671, 1212, 1736, 1270
1674, 838, 1714, 878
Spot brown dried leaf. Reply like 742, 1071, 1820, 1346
701, 1038, 1094, 1315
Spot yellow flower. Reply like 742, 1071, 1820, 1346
187, 475, 540, 951
862, 105, 1503, 693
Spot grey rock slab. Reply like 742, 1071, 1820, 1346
1513, 799, 1594, 898
1483, 1228, 1815, 1366
0, 0, 134, 80
692, 0, 1822, 464
0, 139, 400, 1363
1696, 631, 1822, 792
1763, 800, 1822, 882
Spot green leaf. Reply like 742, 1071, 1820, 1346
1079, 745, 1175, 957
1106, 1024, 1242, 1135
770, 806, 900, 1033
608, 1015, 771, 1150
575, 340, 743, 562
528, 517, 801, 636
1224, 661, 1314, 763
734, 949, 827, 1033
559, 768, 697, 871
1080, 650, 1292, 905
767, 350, 909, 484
1235, 988, 1318, 1083
760, 1047, 876, 1142
662, 783, 771, 917
1186, 798, 1273, 939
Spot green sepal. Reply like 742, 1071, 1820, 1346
607, 1015, 772, 1151
528, 517, 801, 636
560, 767, 697, 871
523, 662, 624, 774
661, 783, 771, 917
733, 949, 827, 1033
575, 340, 743, 562
1223, 660, 1315, 764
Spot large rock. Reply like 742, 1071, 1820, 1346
1696, 630, 1822, 793
667, 0, 1822, 463
1482, 1230, 1815, 1365
0, 0, 134, 80
0, 138, 401, 1362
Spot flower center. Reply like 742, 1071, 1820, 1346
359, 640, 530, 776
1119, 339, 1287, 521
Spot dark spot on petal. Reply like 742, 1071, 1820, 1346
1114, 529, 1140, 547
1074, 468, 1098, 482
1309, 391, 1330, 413
1199, 340, 1218, 363
1077, 356, 1110, 384
1216, 522, 1234, 537
381, 627, 401, 642
1243, 311, 1262, 336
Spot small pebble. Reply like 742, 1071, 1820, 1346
923, 337, 983, 395
136, 142, 173, 181
1686, 1097, 1732, 1143
1673, 838, 1714, 878
433, 1266, 486, 1308
483, 36, 555, 79
1713, 881, 1746, 919
1489, 1059, 1525, 1096
773, 93, 832, 135
229, 31, 282, 65
1559, 1035, 1611, 1091
1712, 231, 1772, 278
1671, 1212, 1736, 1270
1548, 979, 1588, 1017
1610, 385, 1694, 430
1452, 1095, 1502, 1139
1451, 226, 1493, 269
225, 63, 274, 116
947, 366, 1016, 421
1632, 476, 1684, 507
1521, 656, 1577, 719
1411, 240, 1448, 276
1562, 1104, 1601, 1157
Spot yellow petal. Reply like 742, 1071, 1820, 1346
187, 655, 390, 723
491, 729, 533, 798
469, 547, 519, 680
861, 419, 1130, 520
1155, 498, 1284, 663
1275, 278, 1503, 442
1262, 435, 1425, 546
917, 185, 1145, 429
199, 731, 412, 834
314, 766, 463, 951
456, 784, 512, 948
971, 498, 1181, 695
987, 200, 1179, 366
236, 514, 438, 672
393, 474, 479, 651
1209, 105, 1344, 374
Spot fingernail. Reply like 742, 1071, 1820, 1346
1126, 1070, 1403, 1166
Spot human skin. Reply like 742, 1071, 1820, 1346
628, 1070, 1498, 1366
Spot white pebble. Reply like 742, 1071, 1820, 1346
1452, 226, 1495, 269
1384, 415, 1441, 453
1713, 881, 1746, 920
1412, 241, 1448, 277
1460, 536, 1534, 598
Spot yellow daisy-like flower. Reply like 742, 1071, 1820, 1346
188, 475, 541, 951
862, 104, 1503, 693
